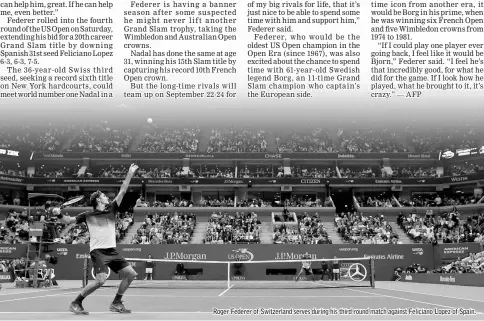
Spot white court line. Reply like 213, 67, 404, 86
376, 286, 484, 304
0, 286, 81, 296
0, 283, 117, 304
90, 294, 373, 298
0, 291, 80, 304
346, 288, 484, 315
218, 284, 234, 296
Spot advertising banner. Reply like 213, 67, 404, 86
0, 244, 27, 258
440, 146, 484, 161
29, 222, 44, 237
1, 173, 483, 187
37, 152, 440, 161
51, 244, 90, 280
0, 272, 13, 283
30, 244, 479, 281
401, 273, 484, 287
52, 244, 146, 281
0, 148, 30, 161
433, 243, 482, 265
113, 244, 434, 281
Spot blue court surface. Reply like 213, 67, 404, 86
0, 280, 482, 320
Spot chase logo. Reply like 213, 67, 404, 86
412, 248, 424, 255
405, 275, 412, 281
441, 151, 454, 159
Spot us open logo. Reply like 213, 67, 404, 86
228, 248, 254, 261
412, 248, 424, 255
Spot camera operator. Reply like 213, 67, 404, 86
175, 262, 186, 276
29, 254, 58, 286
392, 268, 402, 281
405, 263, 427, 274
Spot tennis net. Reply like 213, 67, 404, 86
82, 256, 375, 289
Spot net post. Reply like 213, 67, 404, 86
82, 258, 87, 288
370, 257, 375, 288
227, 262, 230, 289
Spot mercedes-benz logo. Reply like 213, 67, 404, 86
346, 263, 367, 282
91, 267, 111, 280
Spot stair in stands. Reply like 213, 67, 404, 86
322, 219, 345, 244
264, 131, 279, 153
190, 221, 208, 244
259, 222, 274, 244
387, 222, 414, 244
61, 127, 82, 151
197, 128, 211, 152
120, 221, 144, 244
128, 124, 150, 152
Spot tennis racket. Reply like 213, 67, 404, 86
60, 196, 85, 208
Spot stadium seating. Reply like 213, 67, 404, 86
132, 212, 196, 244
204, 212, 260, 244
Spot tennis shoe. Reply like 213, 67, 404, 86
69, 302, 89, 315
110, 301, 131, 313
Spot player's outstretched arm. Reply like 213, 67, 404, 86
53, 207, 78, 225
115, 163, 139, 206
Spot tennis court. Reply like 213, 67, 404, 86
0, 280, 483, 320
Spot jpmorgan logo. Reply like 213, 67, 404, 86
163, 252, 207, 261
405, 275, 413, 281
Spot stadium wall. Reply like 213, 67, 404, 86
401, 273, 484, 287
1, 243, 481, 282
2, 204, 483, 219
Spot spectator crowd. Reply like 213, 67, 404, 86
398, 209, 484, 244
131, 212, 195, 244
204, 212, 260, 244
335, 211, 401, 244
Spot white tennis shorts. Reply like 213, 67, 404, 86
145, 268, 153, 273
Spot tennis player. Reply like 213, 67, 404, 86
55, 163, 139, 314
145, 254, 154, 280
320, 258, 331, 281
332, 256, 340, 280
295, 252, 315, 282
